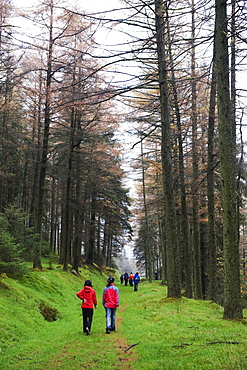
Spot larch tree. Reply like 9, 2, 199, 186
155, 0, 181, 298
206, 47, 217, 302
215, 0, 242, 319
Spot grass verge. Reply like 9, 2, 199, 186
120, 281, 247, 370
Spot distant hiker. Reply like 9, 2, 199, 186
76, 280, 97, 336
120, 274, 124, 284
124, 272, 129, 286
154, 271, 158, 280
102, 276, 120, 334
129, 272, 134, 287
133, 272, 140, 291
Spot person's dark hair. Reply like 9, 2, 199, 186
107, 276, 114, 284
84, 280, 92, 287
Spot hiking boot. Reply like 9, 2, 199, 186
86, 327, 90, 335
105, 328, 110, 334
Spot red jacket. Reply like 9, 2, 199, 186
102, 284, 120, 308
76, 286, 97, 309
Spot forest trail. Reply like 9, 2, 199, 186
40, 284, 138, 370
2, 275, 247, 370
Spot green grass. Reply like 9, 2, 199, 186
121, 283, 247, 370
1, 266, 247, 370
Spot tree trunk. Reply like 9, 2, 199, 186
141, 139, 152, 282
165, 5, 192, 298
206, 49, 217, 301
155, 0, 181, 298
62, 108, 75, 272
215, 0, 242, 319
191, 0, 203, 300
87, 187, 96, 262
34, 0, 54, 269
72, 157, 84, 273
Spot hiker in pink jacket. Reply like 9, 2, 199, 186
102, 276, 120, 334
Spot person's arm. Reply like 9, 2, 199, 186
116, 288, 120, 307
102, 288, 106, 306
76, 289, 85, 300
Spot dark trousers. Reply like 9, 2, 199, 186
134, 282, 139, 291
82, 308, 94, 332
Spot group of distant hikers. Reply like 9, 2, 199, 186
76, 273, 140, 336
120, 272, 140, 291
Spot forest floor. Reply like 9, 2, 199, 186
1, 263, 247, 369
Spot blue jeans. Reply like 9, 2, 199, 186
105, 307, 116, 331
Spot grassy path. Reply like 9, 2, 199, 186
42, 282, 138, 370
1, 273, 247, 370
2, 280, 139, 370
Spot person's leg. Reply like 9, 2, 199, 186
86, 308, 93, 334
110, 308, 116, 331
105, 307, 111, 333
82, 308, 87, 333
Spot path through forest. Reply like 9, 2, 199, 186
42, 283, 138, 370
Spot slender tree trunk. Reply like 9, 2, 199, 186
159, 218, 167, 283
105, 223, 111, 267
29, 69, 42, 229
215, 0, 242, 319
165, 6, 192, 298
34, 0, 54, 269
155, 0, 181, 298
102, 220, 108, 265
62, 108, 75, 272
50, 175, 56, 254
191, 0, 203, 300
155, 154, 167, 284
141, 139, 152, 282
230, 0, 241, 245
87, 187, 96, 262
72, 157, 83, 273
207, 50, 217, 301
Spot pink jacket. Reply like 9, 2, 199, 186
102, 284, 120, 308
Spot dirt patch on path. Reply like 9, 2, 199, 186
110, 313, 138, 369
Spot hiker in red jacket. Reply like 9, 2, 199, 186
102, 276, 120, 334
129, 272, 134, 287
76, 280, 97, 335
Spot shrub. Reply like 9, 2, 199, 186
0, 230, 27, 278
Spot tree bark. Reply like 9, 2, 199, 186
155, 0, 181, 298
215, 0, 242, 319
206, 49, 217, 302
34, 0, 54, 269
190, 0, 203, 300
165, 5, 192, 298
141, 139, 152, 282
